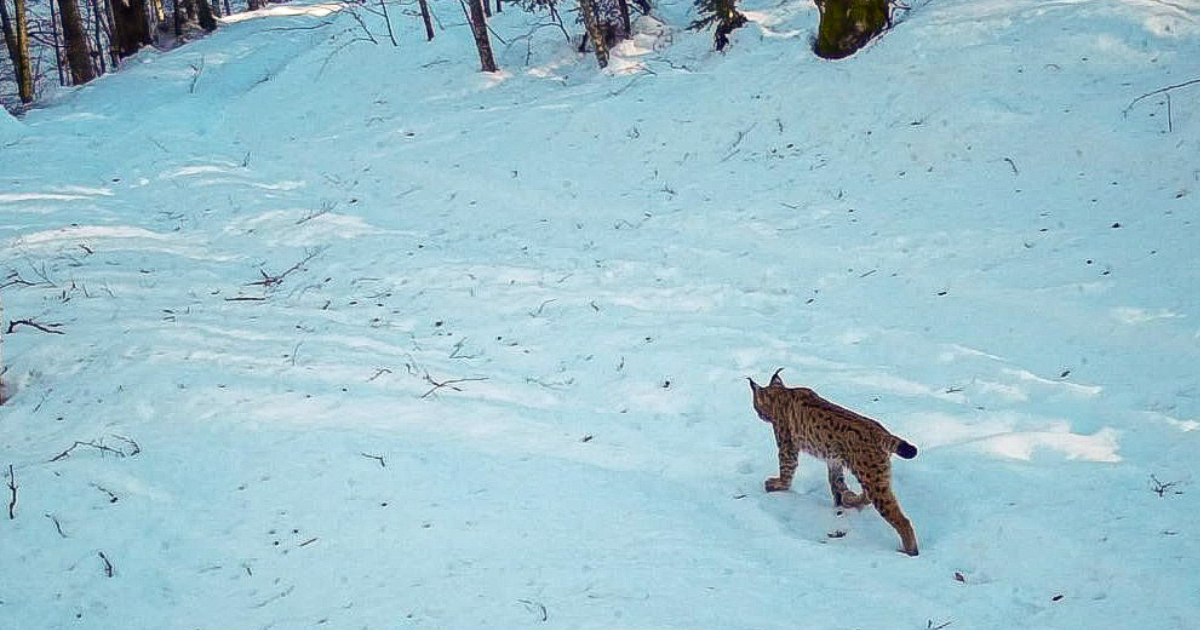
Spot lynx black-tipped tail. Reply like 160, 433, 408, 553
896, 440, 918, 459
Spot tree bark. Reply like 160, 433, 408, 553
50, 0, 67, 86
465, 0, 497, 72
57, 0, 95, 84
1, 0, 36, 102
417, 0, 434, 40
110, 0, 152, 59
195, 0, 214, 30
577, 0, 608, 69
89, 0, 107, 74
814, 0, 888, 59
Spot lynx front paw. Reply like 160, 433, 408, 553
764, 477, 791, 492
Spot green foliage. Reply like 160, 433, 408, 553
689, 0, 748, 51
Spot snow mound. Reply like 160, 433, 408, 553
0, 107, 22, 141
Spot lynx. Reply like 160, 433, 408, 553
750, 369, 919, 556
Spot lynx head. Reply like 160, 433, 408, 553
748, 368, 786, 423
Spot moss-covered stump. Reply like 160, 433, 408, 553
814, 0, 889, 59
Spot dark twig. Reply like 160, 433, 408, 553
361, 453, 386, 467
98, 551, 114, 577
1150, 474, 1182, 497
189, 56, 206, 94
246, 248, 325, 291
518, 599, 548, 622
45, 513, 67, 537
1, 271, 40, 289
110, 435, 141, 456
420, 372, 488, 398
6, 319, 65, 335
296, 202, 335, 225
91, 484, 119, 503
449, 338, 477, 359
49, 438, 139, 462
367, 368, 393, 382
1123, 78, 1200, 117
528, 299, 556, 317
6, 464, 16, 519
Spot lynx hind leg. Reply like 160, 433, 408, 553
827, 462, 867, 508
860, 477, 919, 556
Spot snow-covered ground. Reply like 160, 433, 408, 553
2, 0, 1198, 628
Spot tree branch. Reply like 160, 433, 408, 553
420, 372, 488, 398
1123, 78, 1200, 117
246, 248, 326, 291
6, 464, 16, 520
49, 437, 140, 462
6, 319, 65, 335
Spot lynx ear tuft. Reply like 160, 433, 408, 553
769, 368, 785, 387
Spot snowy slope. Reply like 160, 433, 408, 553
2, 0, 1199, 628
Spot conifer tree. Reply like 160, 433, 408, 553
689, 0, 747, 51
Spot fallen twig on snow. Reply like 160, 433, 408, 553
518, 599, 548, 622
6, 319, 65, 335
1123, 78, 1200, 117
246, 248, 326, 291
189, 56, 205, 94
49, 436, 141, 462
1150, 474, 1182, 497
98, 551, 114, 577
361, 453, 386, 467
420, 372, 488, 398
6, 464, 16, 519
367, 368, 392, 382
91, 484, 119, 503
45, 513, 67, 537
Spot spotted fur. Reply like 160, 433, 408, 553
750, 369, 919, 556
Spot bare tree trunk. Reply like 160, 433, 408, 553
1, 0, 36, 102
50, 0, 68, 86
110, 0, 152, 59
417, 0, 434, 40
617, 0, 630, 35
103, 0, 119, 65
577, 0, 608, 69
463, 0, 496, 72
58, 0, 95, 83
195, 0, 214, 30
814, 0, 888, 59
88, 0, 107, 74
494, 0, 501, 12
